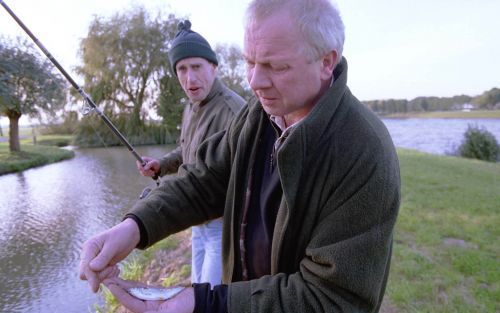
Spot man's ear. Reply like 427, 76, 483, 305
320, 50, 338, 80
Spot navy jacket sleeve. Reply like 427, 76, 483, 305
193, 283, 229, 313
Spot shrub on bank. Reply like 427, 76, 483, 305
36, 135, 73, 147
457, 125, 499, 162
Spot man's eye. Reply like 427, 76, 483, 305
272, 65, 288, 72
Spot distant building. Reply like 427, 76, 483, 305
461, 103, 474, 112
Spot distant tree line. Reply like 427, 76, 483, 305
363, 88, 500, 115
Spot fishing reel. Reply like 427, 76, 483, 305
139, 172, 160, 199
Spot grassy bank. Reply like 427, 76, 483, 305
0, 135, 74, 175
384, 110, 500, 119
388, 149, 499, 312
97, 231, 192, 313
102, 148, 499, 312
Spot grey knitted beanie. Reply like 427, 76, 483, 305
168, 20, 218, 74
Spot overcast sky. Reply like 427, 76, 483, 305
1, 0, 500, 125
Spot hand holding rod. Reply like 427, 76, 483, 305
1, 0, 159, 183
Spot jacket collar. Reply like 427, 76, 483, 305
198, 77, 224, 107
295, 57, 348, 144
276, 57, 349, 207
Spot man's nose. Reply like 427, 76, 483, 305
248, 65, 271, 90
186, 69, 197, 83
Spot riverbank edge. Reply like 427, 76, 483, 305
381, 109, 500, 119
0, 144, 75, 175
100, 148, 499, 312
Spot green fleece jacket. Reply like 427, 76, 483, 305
130, 58, 401, 312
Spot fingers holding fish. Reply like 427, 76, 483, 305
104, 277, 161, 312
97, 265, 120, 281
102, 278, 194, 313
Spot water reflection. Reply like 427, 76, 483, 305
0, 145, 172, 313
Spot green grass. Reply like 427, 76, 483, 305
387, 149, 499, 312
98, 148, 499, 312
385, 110, 500, 119
95, 236, 182, 313
161, 264, 191, 287
95, 257, 148, 313
0, 135, 74, 175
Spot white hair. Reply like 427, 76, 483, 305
245, 0, 345, 65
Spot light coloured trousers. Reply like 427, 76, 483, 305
191, 218, 223, 287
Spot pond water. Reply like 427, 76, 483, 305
0, 145, 171, 313
382, 118, 500, 155
0, 118, 499, 312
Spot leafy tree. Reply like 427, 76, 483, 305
215, 44, 253, 100
76, 7, 181, 131
156, 74, 184, 138
0, 116, 4, 136
0, 37, 66, 151
42, 110, 79, 135
473, 88, 500, 109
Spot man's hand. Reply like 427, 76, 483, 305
137, 156, 161, 178
104, 277, 195, 313
79, 218, 141, 292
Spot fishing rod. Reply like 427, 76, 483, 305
1, 0, 159, 188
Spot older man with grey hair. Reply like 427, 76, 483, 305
80, 1, 401, 312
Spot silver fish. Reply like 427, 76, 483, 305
127, 286, 185, 301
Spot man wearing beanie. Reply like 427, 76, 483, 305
135, 20, 245, 288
